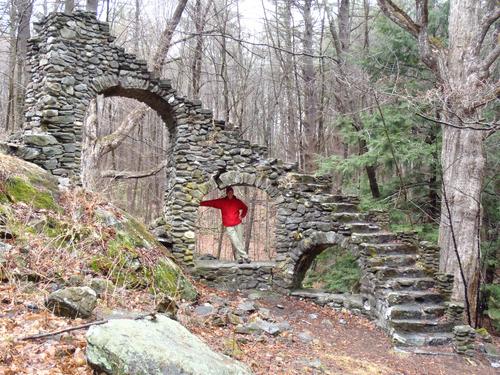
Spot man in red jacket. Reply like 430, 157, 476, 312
200, 186, 250, 263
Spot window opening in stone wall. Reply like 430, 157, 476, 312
82, 95, 170, 224
195, 186, 276, 262
300, 246, 361, 293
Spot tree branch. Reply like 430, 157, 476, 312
100, 159, 168, 180
377, 0, 420, 38
478, 43, 500, 76
184, 32, 340, 63
20, 313, 158, 341
151, 0, 189, 76
416, 112, 499, 131
377, 0, 440, 73
472, 7, 500, 57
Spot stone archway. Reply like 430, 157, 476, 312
290, 231, 346, 289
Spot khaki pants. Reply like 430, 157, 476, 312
225, 224, 247, 260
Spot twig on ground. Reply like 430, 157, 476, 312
20, 312, 157, 341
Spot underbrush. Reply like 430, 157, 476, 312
0, 157, 196, 301
302, 247, 361, 293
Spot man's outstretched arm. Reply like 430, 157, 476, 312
200, 198, 224, 209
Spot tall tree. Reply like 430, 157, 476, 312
325, 0, 381, 197
377, 0, 499, 322
301, 0, 319, 172
5, 0, 33, 133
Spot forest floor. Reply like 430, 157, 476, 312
1, 278, 498, 375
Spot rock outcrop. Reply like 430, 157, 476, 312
86, 314, 253, 375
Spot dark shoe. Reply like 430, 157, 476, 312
244, 258, 251, 263
237, 259, 244, 264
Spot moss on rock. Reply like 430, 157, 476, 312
89, 213, 197, 301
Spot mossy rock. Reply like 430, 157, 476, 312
89, 210, 197, 301
0, 153, 59, 211
1, 177, 58, 210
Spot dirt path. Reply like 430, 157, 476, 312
1, 281, 498, 374
184, 284, 499, 375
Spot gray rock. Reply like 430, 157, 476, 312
297, 330, 314, 343
23, 134, 58, 146
277, 320, 292, 331
194, 303, 215, 316
235, 301, 256, 315
95, 208, 120, 227
258, 307, 271, 320
86, 314, 252, 374
236, 318, 282, 336
89, 278, 113, 297
0, 241, 13, 252
46, 286, 97, 318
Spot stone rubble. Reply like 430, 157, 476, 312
452, 325, 476, 356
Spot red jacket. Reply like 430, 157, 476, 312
200, 197, 248, 227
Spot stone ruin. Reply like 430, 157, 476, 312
3, 11, 465, 346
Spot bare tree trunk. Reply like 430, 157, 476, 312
64, 0, 74, 13
213, 0, 231, 125
15, 0, 33, 130
5, 0, 17, 133
377, 0, 498, 320
86, 0, 98, 12
244, 190, 258, 255
325, 0, 381, 197
301, 0, 318, 172
190, 0, 212, 99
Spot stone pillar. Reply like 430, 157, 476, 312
21, 12, 114, 179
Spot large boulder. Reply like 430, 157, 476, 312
86, 314, 253, 375
46, 286, 97, 318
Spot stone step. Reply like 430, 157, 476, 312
390, 319, 454, 334
370, 266, 426, 280
381, 277, 436, 291
286, 173, 331, 185
342, 222, 380, 233
391, 332, 453, 347
310, 194, 360, 205
366, 254, 417, 268
388, 303, 446, 319
351, 232, 397, 244
386, 290, 444, 306
359, 242, 418, 255
331, 212, 367, 223
321, 202, 359, 213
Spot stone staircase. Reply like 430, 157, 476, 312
339, 203, 455, 346
284, 174, 457, 346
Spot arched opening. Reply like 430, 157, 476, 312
295, 245, 361, 293
82, 95, 170, 223
195, 186, 277, 262
101, 86, 175, 131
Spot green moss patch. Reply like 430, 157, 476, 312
2, 177, 58, 211
89, 226, 197, 301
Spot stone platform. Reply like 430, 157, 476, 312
192, 261, 276, 291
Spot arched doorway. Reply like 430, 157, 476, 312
82, 95, 171, 223
195, 185, 277, 262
